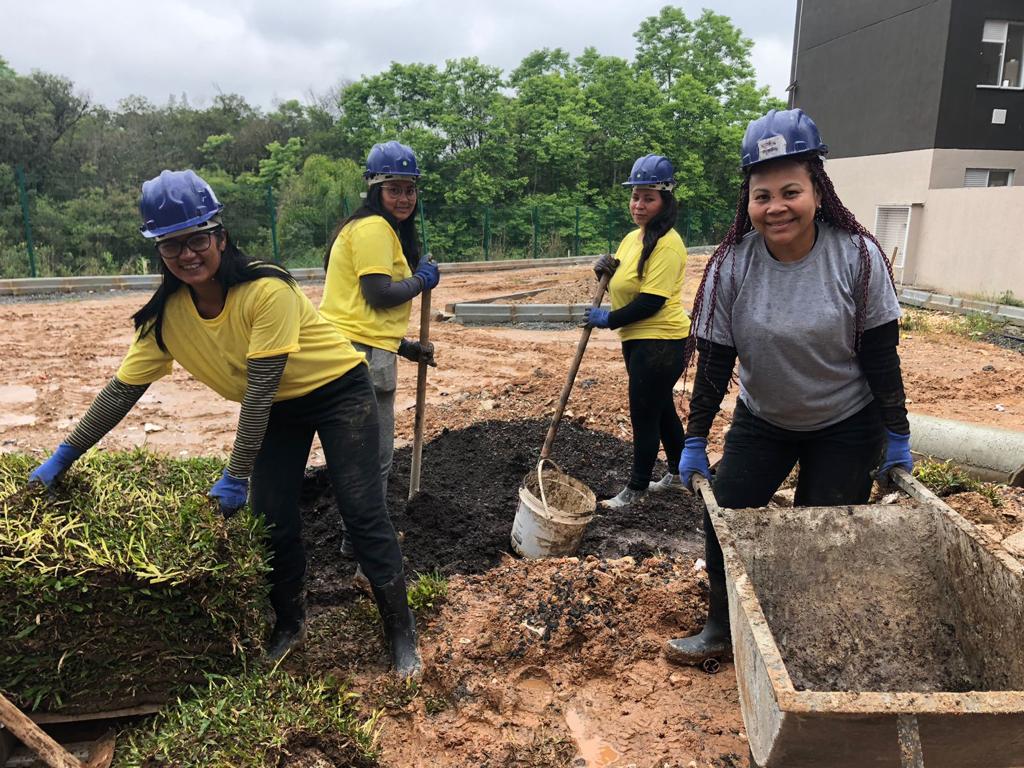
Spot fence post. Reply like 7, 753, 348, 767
574, 206, 580, 257
684, 207, 692, 245
266, 185, 280, 262
606, 208, 613, 255
483, 206, 491, 261
532, 206, 539, 259
15, 165, 37, 278
418, 199, 430, 255
342, 197, 351, 218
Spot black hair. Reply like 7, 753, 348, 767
688, 153, 894, 369
132, 229, 296, 351
635, 189, 679, 279
323, 183, 421, 271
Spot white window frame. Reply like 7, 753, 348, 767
978, 19, 1024, 90
874, 205, 912, 288
964, 168, 1016, 187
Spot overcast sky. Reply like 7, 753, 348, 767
2, 0, 797, 110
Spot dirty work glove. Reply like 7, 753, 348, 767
593, 255, 620, 280
209, 469, 249, 519
678, 437, 711, 489
584, 306, 610, 329
877, 429, 913, 480
28, 443, 84, 488
399, 339, 437, 367
413, 256, 440, 291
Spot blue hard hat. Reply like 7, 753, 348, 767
623, 154, 675, 190
741, 109, 828, 170
139, 170, 224, 239
364, 141, 421, 183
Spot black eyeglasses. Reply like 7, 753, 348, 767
155, 232, 217, 260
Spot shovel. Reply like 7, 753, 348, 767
408, 200, 433, 501
0, 692, 114, 768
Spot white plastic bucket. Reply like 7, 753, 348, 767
511, 460, 596, 559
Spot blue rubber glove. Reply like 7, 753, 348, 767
877, 429, 913, 479
209, 469, 249, 519
678, 437, 711, 489
585, 307, 610, 329
28, 444, 84, 488
413, 257, 440, 291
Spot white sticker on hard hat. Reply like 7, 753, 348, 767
757, 135, 787, 159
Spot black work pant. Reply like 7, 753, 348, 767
621, 338, 687, 491
250, 365, 404, 622
704, 398, 885, 603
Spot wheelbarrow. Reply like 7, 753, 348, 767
692, 469, 1024, 768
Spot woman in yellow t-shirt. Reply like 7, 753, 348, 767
585, 154, 691, 509
320, 141, 439, 512
27, 170, 421, 678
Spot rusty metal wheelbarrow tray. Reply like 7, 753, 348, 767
695, 469, 1024, 768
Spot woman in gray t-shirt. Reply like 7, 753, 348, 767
664, 109, 914, 667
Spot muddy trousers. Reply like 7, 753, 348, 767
250, 365, 405, 624
704, 398, 886, 625
352, 342, 397, 500
621, 338, 687, 491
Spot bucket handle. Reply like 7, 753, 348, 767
536, 457, 562, 517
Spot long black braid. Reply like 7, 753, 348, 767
687, 154, 896, 384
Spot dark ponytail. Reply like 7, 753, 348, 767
323, 184, 420, 271
132, 230, 295, 351
637, 190, 679, 279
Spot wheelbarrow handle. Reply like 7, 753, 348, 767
691, 475, 721, 516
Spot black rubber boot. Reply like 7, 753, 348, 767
370, 572, 422, 679
664, 571, 731, 666
266, 578, 306, 662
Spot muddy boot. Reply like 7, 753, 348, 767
371, 572, 422, 679
648, 473, 684, 492
600, 486, 645, 509
266, 580, 307, 662
664, 574, 731, 666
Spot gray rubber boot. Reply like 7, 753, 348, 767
599, 486, 646, 509
648, 473, 684, 492
370, 572, 422, 679
664, 572, 731, 666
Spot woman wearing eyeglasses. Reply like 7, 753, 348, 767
27, 170, 422, 677
320, 141, 440, 514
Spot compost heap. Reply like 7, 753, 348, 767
0, 451, 268, 713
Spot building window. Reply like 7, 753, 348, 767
980, 20, 1023, 88
964, 168, 1015, 187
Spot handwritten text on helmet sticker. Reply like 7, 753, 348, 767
757, 135, 787, 160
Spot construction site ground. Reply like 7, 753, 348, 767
2, 261, 1024, 767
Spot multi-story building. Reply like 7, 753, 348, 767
790, 0, 1024, 297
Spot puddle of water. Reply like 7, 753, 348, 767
516, 672, 554, 713
0, 385, 36, 405
564, 707, 621, 767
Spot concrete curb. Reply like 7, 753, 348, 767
0, 256, 598, 298
898, 287, 1024, 322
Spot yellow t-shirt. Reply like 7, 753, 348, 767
117, 277, 364, 402
608, 228, 691, 341
319, 216, 413, 353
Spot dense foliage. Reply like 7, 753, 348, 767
0, 7, 782, 277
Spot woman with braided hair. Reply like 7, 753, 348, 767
27, 170, 421, 676
663, 110, 914, 666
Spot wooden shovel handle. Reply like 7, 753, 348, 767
0, 691, 83, 768
408, 287, 432, 500
540, 271, 611, 460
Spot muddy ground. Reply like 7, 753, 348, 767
2, 263, 1024, 766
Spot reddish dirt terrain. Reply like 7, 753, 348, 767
2, 263, 1024, 767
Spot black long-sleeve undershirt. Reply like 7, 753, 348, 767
685, 338, 737, 439
360, 273, 424, 310
607, 293, 666, 330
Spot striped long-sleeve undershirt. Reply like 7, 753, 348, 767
226, 354, 288, 481
66, 378, 150, 451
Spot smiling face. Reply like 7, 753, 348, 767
379, 179, 418, 223
629, 187, 665, 229
747, 159, 822, 261
156, 229, 225, 286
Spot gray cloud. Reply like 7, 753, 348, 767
2, 0, 796, 109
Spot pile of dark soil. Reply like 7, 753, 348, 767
300, 419, 704, 605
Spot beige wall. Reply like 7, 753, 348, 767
929, 149, 1024, 189
912, 187, 1024, 297
824, 150, 933, 227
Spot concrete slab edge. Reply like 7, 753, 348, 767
0, 256, 599, 297
898, 286, 1024, 323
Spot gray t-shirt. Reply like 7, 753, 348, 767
696, 222, 901, 431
